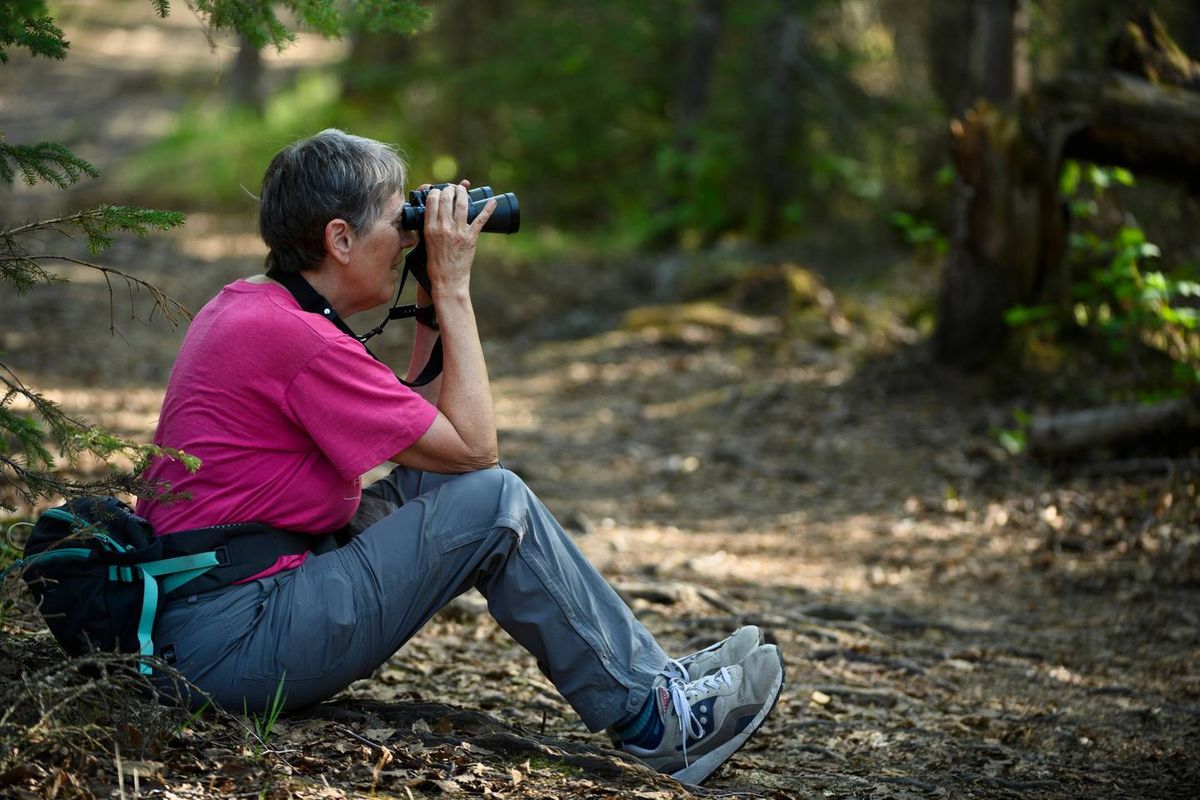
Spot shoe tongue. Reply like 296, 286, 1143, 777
656, 685, 672, 717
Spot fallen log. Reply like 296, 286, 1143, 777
1042, 70, 1200, 187
1028, 395, 1200, 456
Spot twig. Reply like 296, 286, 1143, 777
114, 743, 126, 800
16, 254, 192, 327
880, 775, 940, 792
808, 648, 927, 676
338, 725, 387, 751
960, 773, 1061, 791
1076, 457, 1200, 478
805, 684, 917, 707
794, 743, 845, 760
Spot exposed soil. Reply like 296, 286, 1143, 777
1, 5, 1198, 799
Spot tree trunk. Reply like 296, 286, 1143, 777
970, 0, 1030, 102
756, 0, 804, 242
673, 0, 723, 150
926, 0, 973, 117
230, 33, 265, 114
651, 0, 724, 246
935, 101, 1062, 364
933, 0, 1037, 364
928, 0, 1029, 117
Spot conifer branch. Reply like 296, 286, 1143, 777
0, 3, 68, 62
2, 205, 186, 253
184, 0, 428, 52
0, 363, 198, 510
0, 141, 99, 189
0, 455, 159, 511
0, 253, 60, 292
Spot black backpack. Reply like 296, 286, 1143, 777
5, 497, 221, 674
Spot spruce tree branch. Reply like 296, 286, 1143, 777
0, 205, 186, 259
3, 255, 192, 328
0, 454, 151, 511
0, 361, 86, 431
4, 212, 103, 238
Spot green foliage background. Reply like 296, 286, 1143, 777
121, 0, 933, 247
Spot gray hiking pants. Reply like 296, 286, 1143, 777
152, 467, 668, 731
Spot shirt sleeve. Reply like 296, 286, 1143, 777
284, 336, 438, 480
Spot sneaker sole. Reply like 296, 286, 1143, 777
669, 647, 786, 786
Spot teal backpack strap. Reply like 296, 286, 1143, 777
133, 551, 221, 675
134, 565, 158, 674
0, 547, 94, 581
141, 551, 222, 595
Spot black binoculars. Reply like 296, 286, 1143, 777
398, 183, 520, 234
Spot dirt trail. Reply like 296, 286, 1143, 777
1, 5, 1197, 799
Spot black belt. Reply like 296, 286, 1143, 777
159, 523, 337, 600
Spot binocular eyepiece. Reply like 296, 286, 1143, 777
398, 183, 520, 234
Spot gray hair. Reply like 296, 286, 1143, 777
259, 129, 407, 273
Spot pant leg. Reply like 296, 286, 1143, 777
157, 468, 668, 730
336, 468, 669, 731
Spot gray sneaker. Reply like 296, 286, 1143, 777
621, 643, 785, 785
673, 626, 763, 681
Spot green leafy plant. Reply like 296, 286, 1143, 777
888, 209, 949, 258
1005, 162, 1200, 391
991, 408, 1031, 456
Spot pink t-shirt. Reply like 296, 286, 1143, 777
137, 279, 437, 577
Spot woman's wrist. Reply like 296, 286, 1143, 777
430, 282, 472, 305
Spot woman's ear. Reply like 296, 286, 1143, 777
324, 218, 354, 265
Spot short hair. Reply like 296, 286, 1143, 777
259, 129, 407, 273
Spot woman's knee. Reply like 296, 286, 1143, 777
450, 467, 529, 504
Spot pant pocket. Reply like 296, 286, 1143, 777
242, 560, 359, 683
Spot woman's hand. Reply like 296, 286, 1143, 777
393, 180, 499, 472
423, 182, 496, 300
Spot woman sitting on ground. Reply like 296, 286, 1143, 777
138, 128, 784, 785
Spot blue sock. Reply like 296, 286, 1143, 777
613, 689, 664, 749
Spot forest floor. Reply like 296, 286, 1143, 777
2, 4, 1200, 799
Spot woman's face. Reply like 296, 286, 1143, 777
343, 191, 419, 315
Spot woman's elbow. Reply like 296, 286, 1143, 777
437, 444, 498, 474
463, 448, 499, 472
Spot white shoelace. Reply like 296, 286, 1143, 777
661, 665, 735, 767
663, 656, 689, 682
